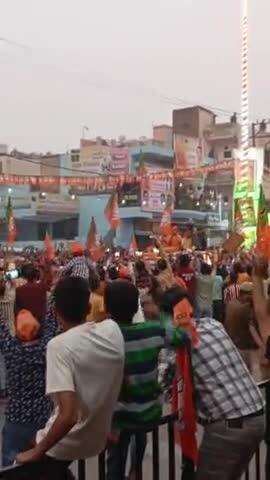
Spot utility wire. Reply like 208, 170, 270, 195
0, 154, 106, 176
0, 37, 238, 118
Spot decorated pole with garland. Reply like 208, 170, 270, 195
233, 0, 258, 247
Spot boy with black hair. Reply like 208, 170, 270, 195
16, 277, 124, 479
105, 280, 189, 480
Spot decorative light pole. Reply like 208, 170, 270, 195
238, 0, 250, 197
241, 0, 249, 161
233, 0, 255, 244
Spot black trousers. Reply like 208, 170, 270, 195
0, 456, 72, 480
213, 300, 224, 323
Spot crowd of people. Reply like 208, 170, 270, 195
0, 241, 269, 479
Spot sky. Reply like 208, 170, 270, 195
0, 0, 269, 153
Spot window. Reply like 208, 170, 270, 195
265, 144, 270, 169
71, 150, 80, 163
224, 147, 232, 159
38, 223, 49, 241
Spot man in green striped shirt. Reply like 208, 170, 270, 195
104, 280, 189, 480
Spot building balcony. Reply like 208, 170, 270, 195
204, 123, 240, 142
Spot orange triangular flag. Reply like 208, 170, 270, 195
104, 193, 120, 230
86, 217, 97, 251
160, 207, 173, 236
44, 232, 55, 261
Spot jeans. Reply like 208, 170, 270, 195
106, 431, 147, 480
212, 300, 224, 323
0, 353, 6, 391
2, 421, 39, 466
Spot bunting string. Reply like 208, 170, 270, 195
0, 160, 234, 192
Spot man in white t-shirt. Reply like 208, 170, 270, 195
16, 277, 124, 479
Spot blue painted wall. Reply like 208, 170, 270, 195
79, 195, 111, 241
78, 197, 154, 246
115, 218, 134, 248
129, 144, 174, 174
0, 185, 31, 197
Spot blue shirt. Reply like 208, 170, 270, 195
0, 315, 57, 426
213, 275, 223, 301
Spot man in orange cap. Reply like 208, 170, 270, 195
70, 242, 84, 257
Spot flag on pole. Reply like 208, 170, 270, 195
6, 197, 17, 244
256, 185, 270, 257
234, 198, 243, 233
257, 185, 268, 238
160, 207, 172, 236
86, 216, 105, 261
172, 349, 198, 467
104, 192, 120, 230
86, 217, 97, 251
44, 232, 55, 261
129, 233, 138, 257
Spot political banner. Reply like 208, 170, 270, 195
141, 177, 174, 212
80, 140, 130, 175
234, 158, 255, 193
109, 146, 130, 175
223, 233, 245, 253
174, 135, 204, 169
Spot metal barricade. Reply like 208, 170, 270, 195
0, 384, 269, 480
244, 380, 270, 480
78, 413, 178, 480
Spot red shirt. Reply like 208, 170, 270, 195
15, 281, 47, 323
224, 284, 240, 304
177, 266, 196, 297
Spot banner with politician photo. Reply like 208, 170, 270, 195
80, 140, 130, 175
141, 177, 174, 212
235, 197, 256, 227
174, 135, 204, 169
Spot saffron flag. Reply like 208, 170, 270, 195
257, 185, 268, 237
171, 301, 198, 467
129, 234, 138, 257
104, 192, 120, 230
256, 186, 270, 258
234, 198, 243, 233
160, 207, 172, 236
172, 349, 198, 467
44, 232, 55, 261
85, 216, 105, 261
6, 197, 17, 244
86, 217, 97, 251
